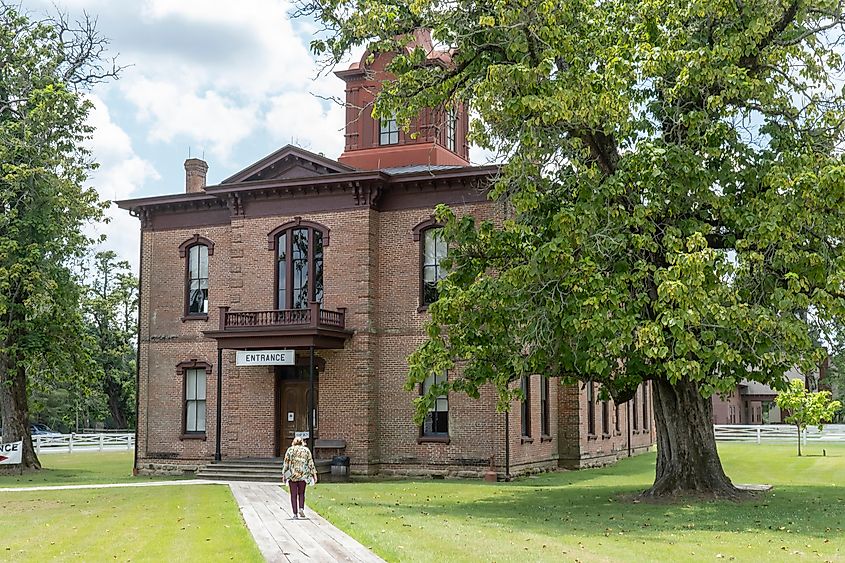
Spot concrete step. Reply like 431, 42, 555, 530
196, 458, 333, 482
203, 464, 283, 472
197, 471, 282, 482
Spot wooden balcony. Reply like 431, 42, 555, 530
204, 302, 352, 350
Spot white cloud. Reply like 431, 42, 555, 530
123, 77, 259, 161
264, 92, 345, 157
84, 96, 160, 271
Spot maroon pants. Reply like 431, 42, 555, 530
288, 480, 306, 514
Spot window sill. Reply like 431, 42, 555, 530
181, 314, 209, 323
520, 436, 534, 444
632, 430, 641, 435
601, 433, 612, 440
417, 305, 430, 313
587, 434, 598, 441
418, 435, 450, 444
180, 433, 207, 441
540, 435, 553, 443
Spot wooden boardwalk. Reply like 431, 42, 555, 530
229, 482, 385, 563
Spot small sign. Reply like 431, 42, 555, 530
295, 431, 309, 439
236, 350, 295, 366
0, 441, 22, 465
287, 412, 295, 422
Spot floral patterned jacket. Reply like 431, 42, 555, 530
282, 445, 317, 485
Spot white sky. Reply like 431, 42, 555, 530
21, 0, 498, 272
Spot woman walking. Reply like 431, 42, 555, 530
281, 437, 318, 519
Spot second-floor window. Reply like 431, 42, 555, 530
187, 244, 209, 315
380, 117, 399, 145
276, 226, 324, 309
422, 228, 447, 306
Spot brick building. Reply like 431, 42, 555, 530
117, 33, 655, 479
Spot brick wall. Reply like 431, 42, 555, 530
133, 186, 656, 477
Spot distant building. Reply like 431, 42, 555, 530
711, 366, 823, 425
117, 31, 655, 479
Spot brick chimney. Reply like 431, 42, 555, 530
184, 158, 208, 193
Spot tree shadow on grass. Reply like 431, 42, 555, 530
344, 480, 845, 547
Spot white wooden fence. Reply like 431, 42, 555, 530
33, 433, 135, 454
714, 424, 845, 444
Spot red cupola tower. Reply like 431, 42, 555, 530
335, 29, 470, 170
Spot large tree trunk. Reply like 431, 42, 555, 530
105, 375, 128, 429
0, 349, 41, 471
642, 377, 739, 499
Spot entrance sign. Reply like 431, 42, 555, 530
236, 350, 295, 366
0, 441, 22, 465
295, 431, 310, 440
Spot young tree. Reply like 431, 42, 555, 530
776, 378, 841, 456
304, 0, 845, 497
0, 5, 119, 470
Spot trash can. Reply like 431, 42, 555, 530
330, 455, 350, 480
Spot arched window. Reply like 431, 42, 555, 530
268, 219, 329, 309
179, 235, 214, 318
413, 218, 447, 308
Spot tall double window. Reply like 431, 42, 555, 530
179, 235, 214, 318
587, 382, 596, 435
270, 221, 328, 309
632, 385, 640, 431
414, 219, 448, 308
177, 360, 211, 436
540, 377, 550, 436
422, 228, 447, 306
520, 376, 531, 437
422, 371, 448, 436
380, 117, 399, 145
642, 382, 650, 430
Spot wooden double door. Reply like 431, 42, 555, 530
277, 366, 318, 454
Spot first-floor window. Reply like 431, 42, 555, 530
540, 377, 550, 436
520, 376, 531, 437
422, 371, 448, 436
587, 382, 596, 435
601, 399, 610, 435
632, 385, 640, 431
185, 368, 207, 433
614, 402, 621, 433
642, 382, 649, 430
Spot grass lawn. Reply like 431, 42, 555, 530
0, 451, 185, 488
0, 452, 262, 561
309, 443, 845, 562
0, 486, 262, 562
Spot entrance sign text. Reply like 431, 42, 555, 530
0, 441, 22, 464
236, 350, 295, 366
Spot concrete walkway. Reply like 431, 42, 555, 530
2, 479, 385, 563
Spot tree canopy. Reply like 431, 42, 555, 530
0, 4, 119, 469
304, 0, 845, 496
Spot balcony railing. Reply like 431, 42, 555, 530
218, 302, 346, 331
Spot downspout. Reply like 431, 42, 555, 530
215, 347, 223, 462
504, 410, 510, 480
